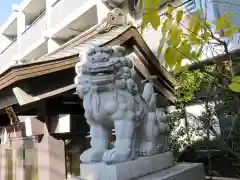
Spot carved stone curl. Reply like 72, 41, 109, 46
75, 45, 169, 164
97, 8, 131, 34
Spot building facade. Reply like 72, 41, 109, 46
0, 0, 111, 74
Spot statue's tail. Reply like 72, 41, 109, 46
142, 83, 157, 111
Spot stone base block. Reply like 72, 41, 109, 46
80, 151, 174, 180
137, 163, 205, 180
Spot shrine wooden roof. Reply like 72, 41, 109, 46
0, 25, 176, 112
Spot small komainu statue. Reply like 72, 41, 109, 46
75, 46, 169, 164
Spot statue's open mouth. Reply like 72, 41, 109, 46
89, 69, 114, 84
81, 62, 116, 84
87, 64, 114, 76
92, 70, 113, 76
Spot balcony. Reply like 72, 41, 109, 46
51, 0, 87, 30
0, 11, 18, 60
20, 0, 46, 17
50, 0, 98, 40
0, 40, 18, 73
19, 13, 47, 61
1, 12, 18, 37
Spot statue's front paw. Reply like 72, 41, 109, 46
102, 148, 131, 164
80, 148, 107, 163
139, 142, 157, 157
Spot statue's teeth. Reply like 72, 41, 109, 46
97, 73, 105, 76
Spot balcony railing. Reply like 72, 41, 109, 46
19, 13, 47, 57
50, 0, 87, 29
0, 40, 18, 73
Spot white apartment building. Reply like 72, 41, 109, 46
0, 0, 113, 73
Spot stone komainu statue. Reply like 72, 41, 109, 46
74, 46, 169, 164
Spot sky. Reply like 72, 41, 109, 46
0, 0, 22, 24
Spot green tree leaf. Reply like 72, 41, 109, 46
216, 17, 225, 31
164, 47, 181, 68
234, 26, 240, 32
193, 22, 201, 35
189, 33, 203, 45
226, 12, 233, 19
176, 10, 183, 23
228, 82, 240, 92
145, 10, 160, 30
205, 21, 212, 29
151, 75, 158, 79
141, 13, 148, 34
167, 6, 174, 17
181, 66, 189, 73
225, 20, 232, 29
174, 60, 182, 74
232, 76, 240, 83
190, 51, 198, 60
162, 18, 172, 36
178, 41, 191, 58
157, 46, 163, 58
224, 29, 233, 37
164, 47, 174, 67
143, 0, 160, 9
215, 13, 233, 31
157, 37, 165, 57
196, 44, 204, 59
224, 13, 233, 29
201, 31, 211, 41
168, 27, 182, 47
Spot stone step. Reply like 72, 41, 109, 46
137, 163, 205, 180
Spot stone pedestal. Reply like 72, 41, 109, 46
78, 152, 205, 180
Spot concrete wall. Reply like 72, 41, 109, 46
0, 124, 65, 180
